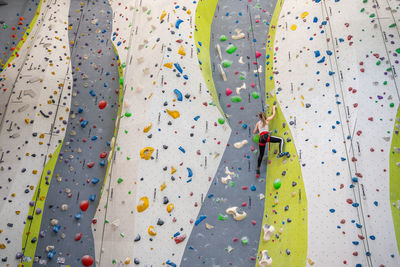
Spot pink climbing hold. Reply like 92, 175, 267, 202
98, 100, 107, 109
226, 88, 233, 96
81, 255, 94, 266
80, 200, 89, 211
251, 82, 255, 88
255, 51, 262, 58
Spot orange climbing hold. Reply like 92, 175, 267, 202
178, 45, 186, 56
140, 147, 154, 160
148, 225, 157, 236
160, 10, 167, 21
171, 166, 176, 174
137, 196, 149, 212
143, 123, 152, 133
167, 203, 174, 213
166, 109, 180, 119
163, 62, 173, 69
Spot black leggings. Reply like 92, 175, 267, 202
257, 134, 284, 168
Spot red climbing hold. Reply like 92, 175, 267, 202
82, 255, 94, 266
87, 162, 95, 168
80, 200, 89, 211
174, 234, 187, 244
100, 151, 107, 158
75, 232, 82, 241
98, 100, 107, 109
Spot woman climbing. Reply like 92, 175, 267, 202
254, 105, 289, 178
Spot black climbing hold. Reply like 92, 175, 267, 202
147, 134, 152, 138
31, 237, 37, 243
163, 196, 169, 204
163, 145, 168, 149
292, 181, 297, 187
184, 93, 190, 99
163, 101, 168, 106
157, 218, 164, 226
282, 122, 286, 128
282, 171, 286, 176
163, 166, 168, 171
7, 223, 13, 228
286, 249, 291, 255
27, 215, 33, 220
171, 176, 175, 181
168, 121, 172, 125
287, 218, 292, 223
134, 234, 141, 242
134, 258, 140, 264
286, 137, 291, 142
284, 205, 289, 211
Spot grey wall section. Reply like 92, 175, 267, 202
181, 0, 276, 266
0, 0, 40, 72
32, 0, 119, 265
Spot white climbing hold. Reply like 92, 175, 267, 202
111, 219, 120, 229
61, 204, 68, 211
225, 166, 235, 176
233, 139, 248, 149
259, 250, 272, 267
219, 64, 227, 81
216, 44, 222, 61
221, 175, 232, 184
236, 82, 247, 94
205, 223, 214, 229
50, 219, 58, 226
232, 29, 245, 40
259, 193, 265, 200
226, 206, 247, 221
263, 223, 275, 242
238, 56, 244, 64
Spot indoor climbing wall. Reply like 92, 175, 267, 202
0, 0, 399, 266
0, 0, 73, 265
270, 0, 400, 266
182, 0, 277, 266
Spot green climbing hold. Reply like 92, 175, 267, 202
125, 111, 132, 117
253, 134, 260, 143
3, 24, 7, 29
390, 103, 395, 108
389, 23, 396, 28
369, 14, 375, 18
218, 118, 225, 124
362, 0, 367, 3
119, 77, 124, 85
220, 35, 227, 42
218, 213, 229, 221
117, 178, 123, 184
226, 44, 237, 54
231, 96, 242, 103
396, 48, 400, 54
376, 61, 381, 66
241, 236, 249, 245
222, 60, 232, 68
252, 92, 260, 99
273, 179, 282, 189
360, 8, 365, 12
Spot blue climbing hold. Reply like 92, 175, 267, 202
174, 89, 183, 101
195, 215, 207, 226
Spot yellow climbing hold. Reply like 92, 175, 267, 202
160, 10, 167, 21
187, 9, 191, 15
124, 258, 131, 265
167, 203, 174, 213
171, 166, 176, 174
160, 182, 166, 191
166, 109, 180, 119
143, 123, 152, 133
178, 45, 186, 56
25, 118, 30, 124
137, 196, 149, 212
0, 243, 5, 249
301, 11, 309, 18
290, 24, 297, 31
163, 62, 173, 69
148, 226, 157, 236
140, 147, 154, 160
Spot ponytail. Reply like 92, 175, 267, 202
259, 112, 266, 127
